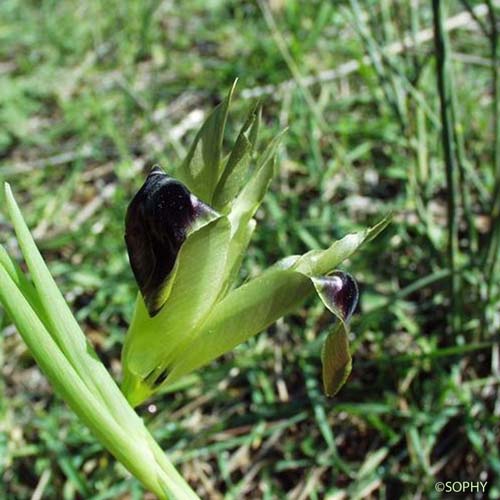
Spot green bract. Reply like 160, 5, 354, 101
121, 86, 391, 406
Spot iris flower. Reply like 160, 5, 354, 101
122, 86, 389, 406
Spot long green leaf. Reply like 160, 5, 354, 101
176, 82, 237, 202
166, 218, 390, 388
222, 218, 256, 294
228, 129, 286, 239
166, 266, 314, 385
4, 184, 159, 439
2, 187, 199, 499
212, 103, 261, 210
294, 215, 392, 276
0, 266, 173, 498
222, 130, 286, 289
0, 244, 48, 325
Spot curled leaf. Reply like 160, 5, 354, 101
125, 166, 217, 316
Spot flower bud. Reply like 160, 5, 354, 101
125, 166, 217, 316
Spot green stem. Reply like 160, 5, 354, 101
484, 0, 500, 289
480, 0, 500, 339
450, 69, 477, 256
432, 0, 461, 336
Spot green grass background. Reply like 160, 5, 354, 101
1, 0, 499, 498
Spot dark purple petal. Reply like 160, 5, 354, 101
312, 271, 359, 322
125, 166, 217, 316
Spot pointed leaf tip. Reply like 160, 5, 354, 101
125, 167, 218, 316
4, 182, 12, 198
313, 271, 359, 322
177, 82, 238, 202
212, 101, 261, 209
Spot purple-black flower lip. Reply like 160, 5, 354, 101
313, 271, 359, 322
125, 166, 216, 316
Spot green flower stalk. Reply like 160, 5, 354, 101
121, 84, 390, 406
